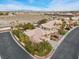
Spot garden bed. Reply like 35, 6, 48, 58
12, 29, 53, 58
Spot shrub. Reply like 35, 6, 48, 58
13, 23, 35, 30
25, 41, 52, 56
59, 19, 66, 35
12, 29, 29, 44
23, 23, 35, 30
37, 19, 48, 26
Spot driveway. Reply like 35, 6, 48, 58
0, 32, 32, 59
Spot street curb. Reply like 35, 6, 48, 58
10, 31, 34, 59
0, 27, 10, 33
0, 27, 34, 59
49, 26, 79, 58
0, 26, 79, 59
58, 26, 79, 47
10, 31, 55, 59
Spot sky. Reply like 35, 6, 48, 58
0, 0, 79, 11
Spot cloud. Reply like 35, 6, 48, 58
0, 0, 24, 11
0, 0, 48, 11
0, 4, 47, 11
0, 4, 23, 11
0, 0, 79, 11
47, 0, 79, 11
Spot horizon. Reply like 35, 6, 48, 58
0, 0, 79, 11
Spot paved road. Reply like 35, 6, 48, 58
0, 32, 32, 59
51, 27, 79, 59
0, 27, 79, 59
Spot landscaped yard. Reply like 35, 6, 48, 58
11, 22, 53, 57
11, 18, 79, 58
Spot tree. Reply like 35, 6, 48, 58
58, 19, 66, 35
5, 12, 9, 15
0, 12, 4, 15
23, 23, 35, 30
37, 19, 48, 26
69, 16, 72, 20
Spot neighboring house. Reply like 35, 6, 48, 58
24, 20, 64, 43
24, 28, 46, 43
40, 20, 62, 31
24, 19, 78, 43
24, 27, 59, 43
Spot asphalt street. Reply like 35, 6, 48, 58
0, 32, 32, 59
51, 27, 79, 59
0, 27, 79, 59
